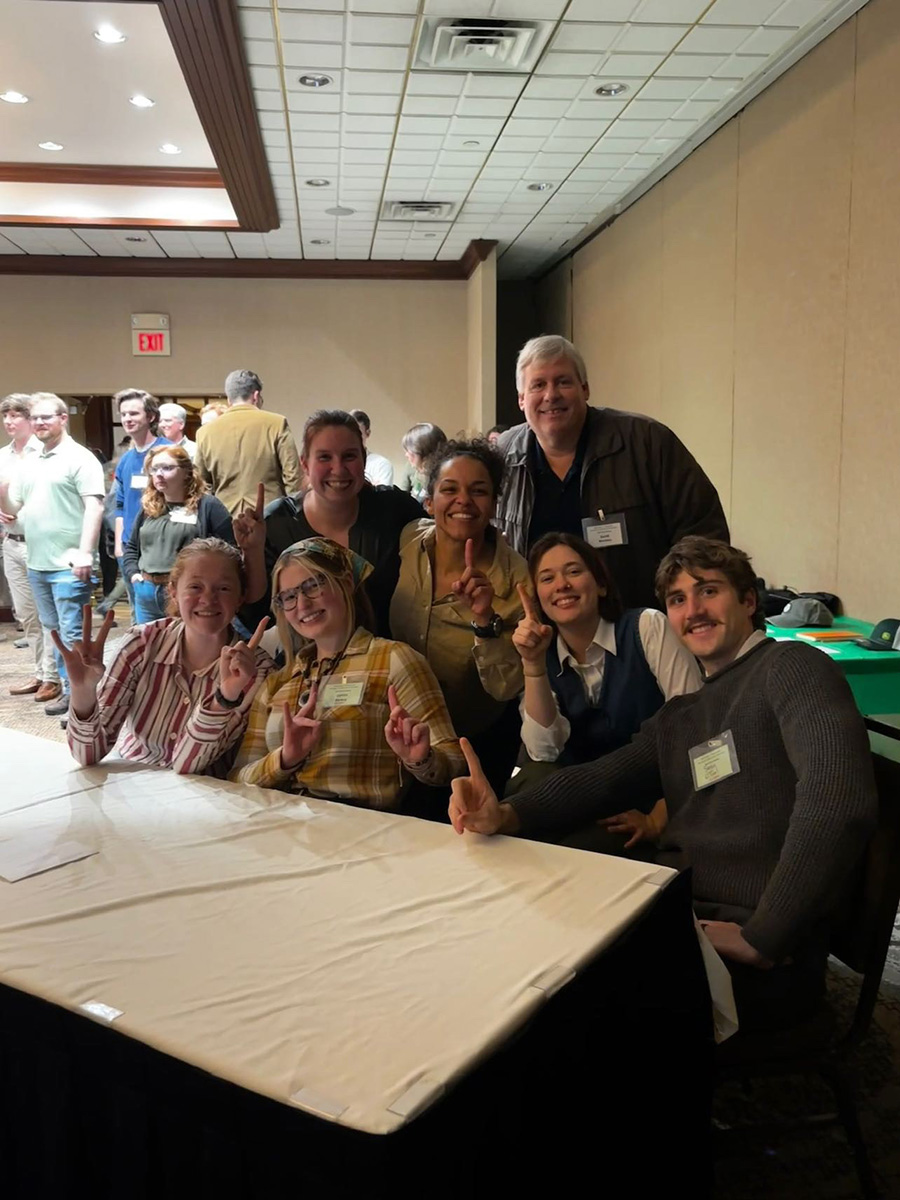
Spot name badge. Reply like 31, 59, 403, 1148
320, 681, 365, 708
131, 474, 148, 489
169, 507, 198, 525
689, 730, 740, 791
582, 512, 628, 549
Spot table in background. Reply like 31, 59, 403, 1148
0, 730, 714, 1199
767, 617, 900, 714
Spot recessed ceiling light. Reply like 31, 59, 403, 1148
325, 205, 355, 216
38, 141, 64, 152
463, 140, 481, 148
305, 178, 330, 187
595, 82, 629, 97
0, 91, 29, 104
130, 94, 155, 108
159, 143, 182, 155
124, 235, 147, 243
94, 24, 126, 45
298, 74, 333, 88
310, 238, 331, 245
527, 182, 553, 191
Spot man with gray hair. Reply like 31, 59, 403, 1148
194, 369, 301, 516
157, 402, 196, 461
493, 334, 728, 609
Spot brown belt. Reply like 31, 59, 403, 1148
142, 571, 171, 584
4, 533, 25, 543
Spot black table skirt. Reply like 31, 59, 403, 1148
0, 869, 713, 1199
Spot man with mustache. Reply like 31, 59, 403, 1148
494, 335, 728, 609
450, 536, 877, 1033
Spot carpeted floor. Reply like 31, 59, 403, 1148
0, 618, 899, 1198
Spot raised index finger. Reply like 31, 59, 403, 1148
517, 582, 539, 620
246, 615, 270, 650
254, 482, 265, 521
458, 736, 487, 782
464, 538, 475, 572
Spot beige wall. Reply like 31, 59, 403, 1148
556, 0, 900, 621
0, 275, 469, 480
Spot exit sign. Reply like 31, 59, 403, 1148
132, 329, 171, 355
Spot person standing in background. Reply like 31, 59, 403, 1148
494, 335, 729, 610
0, 393, 104, 719
349, 409, 394, 487
113, 388, 170, 619
194, 369, 301, 516
400, 422, 446, 504
157, 402, 196, 460
0, 393, 56, 701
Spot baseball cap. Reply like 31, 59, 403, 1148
767, 598, 834, 628
855, 618, 900, 652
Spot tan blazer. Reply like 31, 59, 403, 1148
194, 405, 302, 516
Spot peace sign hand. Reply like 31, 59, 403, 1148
280, 685, 322, 772
451, 538, 495, 621
511, 583, 554, 665
384, 684, 431, 766
233, 483, 266, 554
51, 604, 116, 704
217, 616, 269, 703
448, 737, 510, 836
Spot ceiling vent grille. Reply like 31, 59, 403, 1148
414, 18, 552, 73
381, 200, 458, 221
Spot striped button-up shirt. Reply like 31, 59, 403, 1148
229, 626, 465, 809
66, 618, 273, 775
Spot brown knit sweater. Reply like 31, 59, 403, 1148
509, 638, 877, 961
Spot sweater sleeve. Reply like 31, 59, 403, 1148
740, 646, 878, 962
508, 721, 663, 836
276, 420, 302, 496
122, 510, 143, 580
651, 423, 729, 546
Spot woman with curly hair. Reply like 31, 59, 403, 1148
123, 443, 234, 624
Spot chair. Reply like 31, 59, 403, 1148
715, 725, 900, 1199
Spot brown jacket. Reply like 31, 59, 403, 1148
194, 405, 302, 516
494, 406, 728, 610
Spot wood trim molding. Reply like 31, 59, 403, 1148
0, 164, 223, 188
32, 0, 278, 232
0, 241, 497, 280
461, 240, 496, 276
0, 215, 239, 231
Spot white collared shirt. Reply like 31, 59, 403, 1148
0, 436, 40, 537
521, 609, 703, 761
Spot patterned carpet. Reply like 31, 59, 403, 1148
1, 619, 899, 1198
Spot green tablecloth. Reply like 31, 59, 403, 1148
766, 616, 900, 715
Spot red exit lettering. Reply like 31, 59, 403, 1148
138, 332, 164, 352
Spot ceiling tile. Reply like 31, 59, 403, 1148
343, 94, 401, 114
346, 45, 409, 70
503, 117, 558, 137
692, 77, 741, 100
342, 133, 392, 149
249, 64, 281, 90
279, 12, 344, 41
637, 77, 700, 100
406, 73, 465, 97
288, 112, 341, 131
512, 99, 570, 119
228, 233, 269, 259
600, 51, 668, 74
254, 90, 286, 111
521, 76, 584, 100
345, 71, 405, 94
350, 0, 418, 11
347, 14, 416, 44
288, 91, 340, 112
740, 26, 800, 54
550, 136, 601, 153
189, 232, 236, 258
292, 130, 341, 147
713, 53, 770, 78
394, 133, 445, 150
677, 25, 755, 54
259, 111, 288, 131
536, 53, 604, 76
567, 98, 628, 119
564, 1, 641, 19
614, 24, 689, 53
343, 113, 396, 132
392, 149, 439, 165
623, 97, 685, 119
245, 40, 279, 66
456, 96, 517, 118
701, 0, 782, 24
768, 0, 830, 25
551, 24, 623, 53
281, 42, 344, 69
610, 118, 666, 138
0, 232, 25, 254
442, 134, 494, 152
463, 74, 526, 98
674, 98, 720, 121
238, 10, 275, 39
450, 117, 505, 136
555, 117, 612, 139
633, 0, 708, 18
399, 115, 451, 135
657, 53, 728, 76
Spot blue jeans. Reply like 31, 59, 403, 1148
133, 577, 169, 624
117, 556, 136, 618
27, 568, 95, 693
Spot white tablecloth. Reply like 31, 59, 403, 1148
0, 728, 731, 1134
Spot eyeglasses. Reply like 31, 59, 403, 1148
150, 463, 183, 475
31, 414, 60, 424
274, 573, 328, 610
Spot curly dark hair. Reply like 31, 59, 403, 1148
424, 437, 506, 500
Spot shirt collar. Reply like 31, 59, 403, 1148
556, 616, 616, 673
152, 618, 238, 675
700, 628, 769, 679
290, 624, 374, 677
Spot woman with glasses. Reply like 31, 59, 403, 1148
123, 445, 234, 624
230, 537, 464, 810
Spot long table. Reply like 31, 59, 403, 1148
0, 729, 717, 1197
767, 616, 900, 714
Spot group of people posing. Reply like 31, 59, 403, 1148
0, 335, 878, 1035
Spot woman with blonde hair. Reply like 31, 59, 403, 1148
124, 443, 234, 623
60, 538, 271, 773
230, 536, 464, 810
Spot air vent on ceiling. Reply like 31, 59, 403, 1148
381, 200, 458, 221
414, 18, 552, 73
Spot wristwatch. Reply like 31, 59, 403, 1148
214, 686, 245, 709
470, 612, 503, 639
